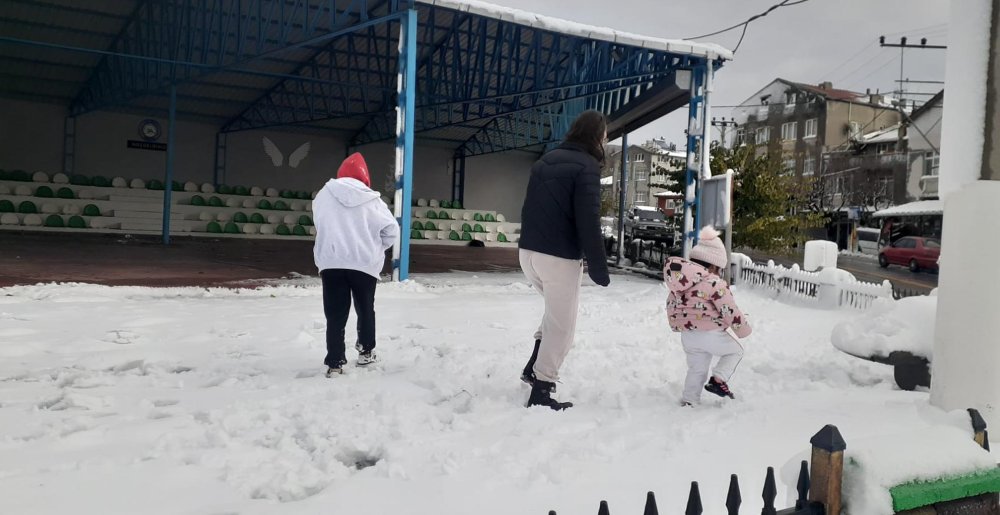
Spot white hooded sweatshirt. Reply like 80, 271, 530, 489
312, 177, 399, 278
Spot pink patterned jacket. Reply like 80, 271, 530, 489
663, 257, 752, 338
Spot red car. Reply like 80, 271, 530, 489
879, 236, 941, 272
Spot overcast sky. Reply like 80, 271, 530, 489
486, 0, 949, 147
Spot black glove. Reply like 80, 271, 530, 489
587, 265, 610, 287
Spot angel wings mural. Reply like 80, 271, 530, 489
262, 137, 311, 169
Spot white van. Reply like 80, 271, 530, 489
856, 227, 881, 256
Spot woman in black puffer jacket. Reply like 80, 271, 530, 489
517, 110, 611, 411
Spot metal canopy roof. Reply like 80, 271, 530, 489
0, 0, 729, 157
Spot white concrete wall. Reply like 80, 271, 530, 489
0, 98, 66, 173
938, 0, 993, 197
74, 110, 216, 183
224, 129, 347, 193
464, 152, 535, 222
353, 143, 535, 221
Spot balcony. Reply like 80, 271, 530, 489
920, 174, 939, 198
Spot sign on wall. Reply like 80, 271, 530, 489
126, 140, 167, 151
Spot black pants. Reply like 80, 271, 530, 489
321, 268, 377, 367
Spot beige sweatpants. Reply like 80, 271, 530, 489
519, 249, 584, 383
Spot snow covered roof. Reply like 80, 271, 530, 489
653, 191, 683, 197
873, 200, 943, 217
420, 0, 733, 61
634, 205, 660, 211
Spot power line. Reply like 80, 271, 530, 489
822, 40, 877, 80
882, 23, 948, 38
846, 54, 901, 90
685, 0, 811, 40
834, 48, 889, 84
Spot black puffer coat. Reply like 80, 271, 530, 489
518, 142, 610, 286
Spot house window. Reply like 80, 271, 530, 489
804, 118, 818, 138
785, 92, 797, 105
834, 176, 848, 194
634, 191, 648, 205
879, 176, 893, 195
924, 152, 940, 177
803, 157, 816, 176
633, 169, 647, 181
735, 128, 746, 146
756, 127, 771, 145
783, 158, 796, 175
781, 122, 798, 141
633, 153, 645, 162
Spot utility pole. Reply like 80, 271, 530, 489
879, 36, 947, 104
711, 117, 739, 149
930, 0, 1000, 431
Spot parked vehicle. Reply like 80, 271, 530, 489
623, 206, 673, 243
878, 236, 941, 272
856, 227, 881, 256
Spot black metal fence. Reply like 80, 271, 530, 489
547, 461, 823, 515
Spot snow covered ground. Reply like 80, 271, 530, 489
0, 272, 981, 514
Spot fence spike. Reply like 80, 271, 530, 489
685, 481, 703, 515
643, 491, 659, 515
985, 430, 991, 452
726, 474, 742, 515
598, 500, 611, 515
795, 460, 810, 508
761, 467, 777, 515
549, 511, 557, 515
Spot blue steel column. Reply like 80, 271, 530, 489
162, 83, 177, 245
682, 65, 706, 259
453, 152, 466, 206
62, 117, 75, 174
616, 133, 628, 265
213, 132, 227, 186
392, 9, 417, 281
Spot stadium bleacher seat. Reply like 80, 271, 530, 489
67, 216, 86, 229
44, 214, 65, 227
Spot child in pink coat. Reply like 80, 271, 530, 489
664, 226, 751, 406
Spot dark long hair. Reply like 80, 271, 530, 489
563, 110, 607, 166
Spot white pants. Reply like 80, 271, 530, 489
681, 330, 744, 404
519, 249, 584, 383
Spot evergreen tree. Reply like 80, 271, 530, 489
708, 143, 821, 251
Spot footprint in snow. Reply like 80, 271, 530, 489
103, 330, 140, 345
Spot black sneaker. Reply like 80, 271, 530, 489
357, 350, 378, 366
526, 380, 572, 411
325, 358, 347, 377
704, 377, 735, 399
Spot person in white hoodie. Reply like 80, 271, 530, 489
313, 152, 399, 377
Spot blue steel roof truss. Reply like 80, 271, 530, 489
3, 0, 717, 158
69, 0, 410, 116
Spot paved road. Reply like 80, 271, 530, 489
743, 250, 938, 295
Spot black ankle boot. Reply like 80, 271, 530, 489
526, 380, 573, 411
521, 339, 541, 385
